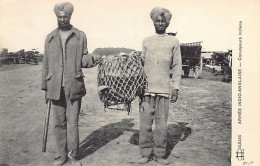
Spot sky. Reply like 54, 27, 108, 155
0, 0, 238, 53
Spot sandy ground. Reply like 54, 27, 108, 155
0, 64, 231, 166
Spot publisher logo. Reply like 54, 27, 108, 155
236, 135, 244, 161
236, 148, 244, 161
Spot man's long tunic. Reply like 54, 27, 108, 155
141, 33, 182, 94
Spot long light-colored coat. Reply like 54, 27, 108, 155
41, 26, 97, 100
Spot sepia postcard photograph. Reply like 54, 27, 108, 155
0, 0, 259, 166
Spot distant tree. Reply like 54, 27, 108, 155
92, 47, 136, 56
211, 52, 230, 65
0, 48, 8, 57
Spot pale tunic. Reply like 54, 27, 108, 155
141, 33, 182, 95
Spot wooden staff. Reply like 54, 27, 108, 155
42, 100, 51, 152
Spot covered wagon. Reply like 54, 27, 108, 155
180, 42, 203, 78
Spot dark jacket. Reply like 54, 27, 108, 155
41, 26, 97, 100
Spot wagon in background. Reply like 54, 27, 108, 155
166, 33, 203, 79
0, 48, 42, 66
0, 49, 24, 65
180, 42, 203, 78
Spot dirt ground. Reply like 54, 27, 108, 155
0, 64, 231, 166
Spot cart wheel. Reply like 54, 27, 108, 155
194, 67, 201, 78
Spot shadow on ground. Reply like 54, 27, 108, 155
77, 118, 137, 160
129, 122, 191, 158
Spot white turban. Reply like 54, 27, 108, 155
150, 7, 172, 23
54, 2, 74, 16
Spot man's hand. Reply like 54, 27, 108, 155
93, 54, 102, 64
170, 89, 179, 103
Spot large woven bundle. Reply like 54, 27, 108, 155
97, 51, 146, 114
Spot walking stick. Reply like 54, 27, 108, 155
42, 100, 51, 152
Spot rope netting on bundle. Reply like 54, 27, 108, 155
97, 51, 147, 114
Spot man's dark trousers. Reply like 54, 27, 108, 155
52, 88, 81, 158
139, 95, 169, 158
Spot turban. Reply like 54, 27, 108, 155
150, 7, 172, 23
54, 2, 74, 16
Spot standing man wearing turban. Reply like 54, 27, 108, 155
138, 7, 182, 165
41, 2, 100, 166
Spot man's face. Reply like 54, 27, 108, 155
57, 11, 71, 29
154, 15, 169, 34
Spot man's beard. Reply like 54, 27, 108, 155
156, 29, 166, 34
58, 22, 72, 30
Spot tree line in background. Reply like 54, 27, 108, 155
92, 47, 136, 56
0, 47, 136, 66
